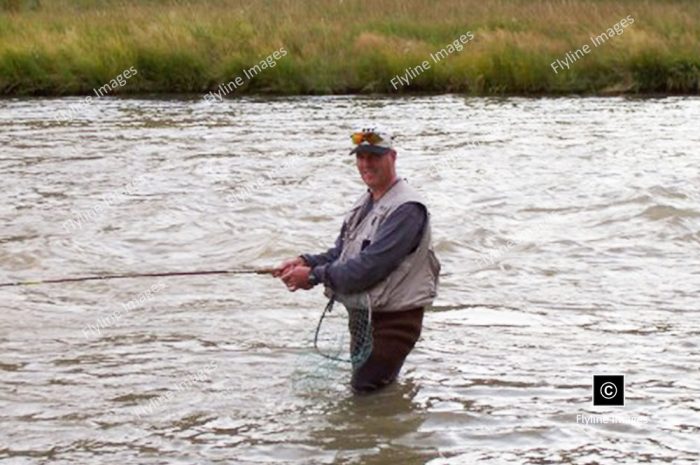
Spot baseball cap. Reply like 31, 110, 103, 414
350, 127, 394, 155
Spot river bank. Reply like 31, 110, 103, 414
1, 0, 699, 96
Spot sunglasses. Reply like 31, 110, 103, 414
351, 131, 384, 145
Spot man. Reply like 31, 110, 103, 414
273, 127, 440, 393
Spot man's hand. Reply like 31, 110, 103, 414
281, 266, 313, 292
273, 256, 305, 278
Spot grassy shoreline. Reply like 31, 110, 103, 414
1, 0, 699, 96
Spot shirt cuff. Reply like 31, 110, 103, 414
311, 265, 327, 287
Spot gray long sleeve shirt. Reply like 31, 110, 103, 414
302, 198, 427, 294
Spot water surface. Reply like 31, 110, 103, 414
1, 95, 699, 464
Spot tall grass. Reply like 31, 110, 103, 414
0, 0, 698, 95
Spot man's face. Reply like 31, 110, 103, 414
356, 150, 396, 190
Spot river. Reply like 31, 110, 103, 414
1, 95, 699, 464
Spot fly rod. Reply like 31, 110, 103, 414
0, 268, 276, 288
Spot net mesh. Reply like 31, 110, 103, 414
313, 298, 373, 368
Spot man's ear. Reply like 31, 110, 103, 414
390, 150, 397, 161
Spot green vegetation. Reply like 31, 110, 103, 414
0, 0, 699, 96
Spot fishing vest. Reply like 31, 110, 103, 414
326, 178, 440, 312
